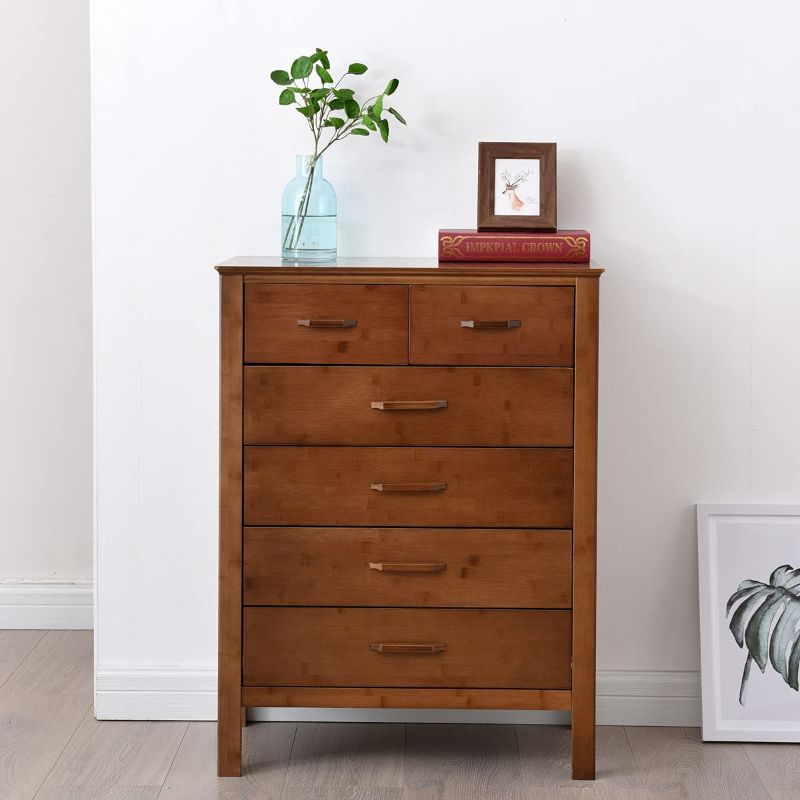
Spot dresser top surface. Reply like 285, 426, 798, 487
216, 256, 603, 279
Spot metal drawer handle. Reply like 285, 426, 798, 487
369, 642, 447, 654
460, 319, 522, 329
370, 482, 447, 493
297, 318, 357, 328
371, 400, 448, 411
369, 561, 447, 573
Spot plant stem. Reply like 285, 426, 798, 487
739, 652, 753, 706
282, 155, 317, 253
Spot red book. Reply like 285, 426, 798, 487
438, 229, 590, 263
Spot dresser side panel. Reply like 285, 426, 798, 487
218, 274, 243, 776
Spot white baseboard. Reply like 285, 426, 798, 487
94, 667, 701, 726
0, 581, 93, 630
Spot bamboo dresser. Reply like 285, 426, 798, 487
216, 256, 602, 779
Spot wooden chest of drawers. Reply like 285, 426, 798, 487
216, 257, 602, 779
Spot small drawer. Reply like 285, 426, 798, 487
244, 446, 573, 528
244, 527, 572, 608
244, 284, 408, 364
410, 285, 574, 366
243, 607, 572, 689
243, 366, 574, 446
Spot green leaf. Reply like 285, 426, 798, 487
727, 583, 765, 616
309, 88, 329, 100
351, 128, 370, 135
387, 107, 406, 125
385, 78, 399, 95
745, 593, 786, 671
344, 98, 360, 119
348, 62, 368, 75
373, 95, 384, 117
328, 98, 345, 110
314, 48, 330, 69
270, 69, 292, 86
278, 88, 295, 105
297, 105, 316, 117
290, 56, 314, 79
378, 118, 389, 143
327, 116, 345, 129
772, 566, 796, 587
770, 601, 800, 680
360, 115, 376, 131
315, 64, 333, 83
729, 587, 771, 647
333, 88, 355, 99
789, 637, 800, 690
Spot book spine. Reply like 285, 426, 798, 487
439, 232, 590, 262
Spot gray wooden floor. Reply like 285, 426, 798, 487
2, 631, 800, 799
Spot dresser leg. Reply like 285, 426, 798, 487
241, 706, 248, 727
218, 713, 242, 777
571, 701, 595, 779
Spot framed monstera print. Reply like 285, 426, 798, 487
698, 504, 800, 741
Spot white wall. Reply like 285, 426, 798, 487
0, 1, 91, 584
92, 0, 800, 719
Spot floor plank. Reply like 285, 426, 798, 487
624, 726, 771, 800
517, 725, 640, 799
34, 714, 187, 800
0, 630, 93, 800
282, 722, 405, 795
0, 630, 45, 688
744, 742, 800, 800
157, 720, 295, 799
403, 723, 523, 800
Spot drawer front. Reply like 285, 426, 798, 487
244, 446, 573, 528
243, 366, 574, 446
244, 284, 408, 364
410, 285, 574, 366
243, 607, 571, 689
244, 527, 572, 608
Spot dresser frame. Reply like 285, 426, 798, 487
216, 258, 601, 779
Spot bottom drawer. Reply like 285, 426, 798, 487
243, 607, 571, 689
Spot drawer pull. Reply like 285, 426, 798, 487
296, 318, 358, 328
370, 400, 448, 411
460, 319, 522, 329
370, 482, 447, 493
369, 561, 447, 573
369, 642, 447, 654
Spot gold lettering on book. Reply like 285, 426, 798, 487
563, 236, 589, 259
440, 234, 589, 260
440, 235, 467, 257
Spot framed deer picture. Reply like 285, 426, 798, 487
477, 142, 557, 230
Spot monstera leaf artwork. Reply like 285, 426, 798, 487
727, 565, 800, 705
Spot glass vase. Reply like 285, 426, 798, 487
281, 155, 337, 262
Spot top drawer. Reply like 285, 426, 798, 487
410, 285, 574, 366
244, 284, 408, 364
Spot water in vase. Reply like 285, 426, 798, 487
281, 155, 337, 262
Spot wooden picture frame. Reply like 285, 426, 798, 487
478, 142, 557, 231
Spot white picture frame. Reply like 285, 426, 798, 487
698, 503, 800, 742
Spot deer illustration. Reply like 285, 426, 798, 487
500, 169, 532, 212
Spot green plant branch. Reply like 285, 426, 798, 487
271, 49, 406, 253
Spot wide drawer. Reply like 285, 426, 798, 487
243, 607, 572, 689
243, 527, 572, 608
410, 285, 574, 366
244, 284, 408, 364
244, 446, 573, 528
243, 366, 574, 446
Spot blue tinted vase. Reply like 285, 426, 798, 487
281, 155, 337, 262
